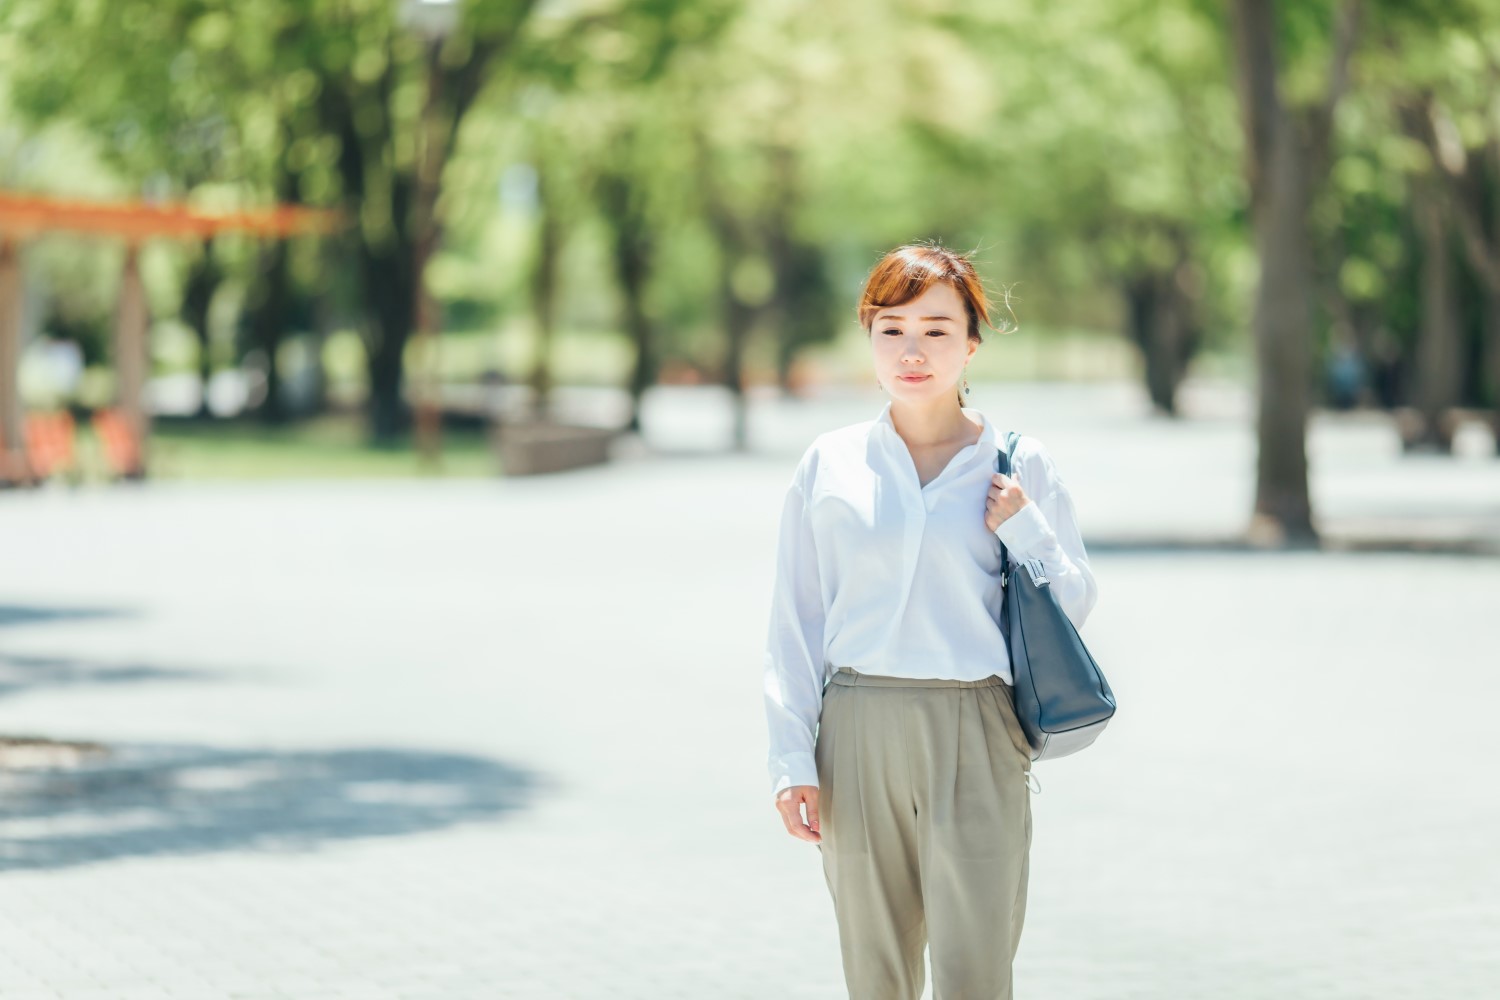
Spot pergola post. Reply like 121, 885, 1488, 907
113, 242, 149, 478
0, 237, 27, 485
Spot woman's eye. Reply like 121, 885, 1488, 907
881, 328, 901, 336
926, 330, 945, 337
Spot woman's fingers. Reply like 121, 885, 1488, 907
992, 471, 1024, 499
776, 787, 822, 843
987, 473, 1027, 529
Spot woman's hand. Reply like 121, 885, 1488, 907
984, 471, 1030, 532
775, 785, 821, 843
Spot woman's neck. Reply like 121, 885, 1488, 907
888, 401, 979, 447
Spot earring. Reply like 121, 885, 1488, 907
877, 378, 884, 391
962, 367, 970, 396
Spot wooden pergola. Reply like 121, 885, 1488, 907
0, 192, 341, 483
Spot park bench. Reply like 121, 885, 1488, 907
493, 420, 620, 475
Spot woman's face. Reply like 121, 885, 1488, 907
869, 281, 976, 402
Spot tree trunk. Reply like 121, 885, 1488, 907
1124, 258, 1199, 417
1400, 95, 1500, 454
1409, 178, 1462, 452
1125, 277, 1166, 414
527, 168, 562, 422
361, 234, 416, 446
249, 238, 291, 425
0, 238, 25, 485
181, 238, 221, 420
771, 240, 834, 391
597, 169, 656, 435
717, 250, 756, 452
1230, 0, 1360, 546
1488, 153, 1500, 454
1485, 287, 1500, 454
697, 138, 779, 451
1249, 114, 1317, 543
765, 147, 836, 395
409, 36, 450, 462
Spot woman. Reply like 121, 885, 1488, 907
762, 241, 1098, 999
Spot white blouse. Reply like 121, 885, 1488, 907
762, 400, 1099, 795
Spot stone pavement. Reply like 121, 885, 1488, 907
0, 379, 1497, 999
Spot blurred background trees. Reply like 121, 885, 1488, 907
2, 0, 1498, 540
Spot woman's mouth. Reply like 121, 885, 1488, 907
898, 374, 930, 382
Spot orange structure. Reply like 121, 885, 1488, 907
0, 192, 342, 485
23, 411, 79, 480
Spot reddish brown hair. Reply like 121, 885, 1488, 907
858, 241, 1013, 403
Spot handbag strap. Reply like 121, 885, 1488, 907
992, 428, 1022, 655
993, 429, 1023, 579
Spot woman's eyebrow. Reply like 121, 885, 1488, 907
876, 314, 957, 323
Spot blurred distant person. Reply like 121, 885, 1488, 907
763, 241, 1099, 999
45, 338, 84, 396
1369, 329, 1404, 410
1327, 343, 1366, 410
27, 337, 84, 408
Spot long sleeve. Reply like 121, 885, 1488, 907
992, 440, 1099, 631
763, 471, 829, 796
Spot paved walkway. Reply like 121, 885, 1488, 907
0, 380, 1496, 998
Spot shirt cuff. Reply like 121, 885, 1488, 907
770, 751, 819, 795
993, 500, 1054, 560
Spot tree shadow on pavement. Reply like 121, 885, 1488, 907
0, 651, 217, 700
0, 604, 136, 629
0, 742, 546, 872
0, 604, 230, 699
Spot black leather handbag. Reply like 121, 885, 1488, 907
995, 431, 1116, 761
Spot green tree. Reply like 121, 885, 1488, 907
1374, 3, 1500, 451
4, 0, 541, 443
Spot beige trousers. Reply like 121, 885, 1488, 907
814, 666, 1035, 1000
